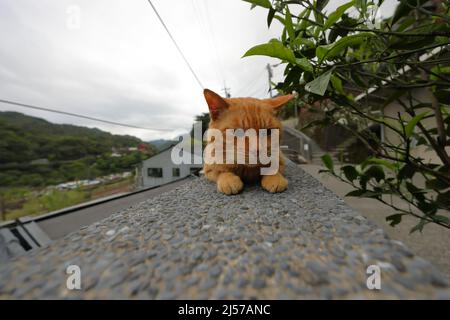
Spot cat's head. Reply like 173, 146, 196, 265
203, 89, 294, 166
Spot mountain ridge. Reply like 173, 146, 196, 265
0, 111, 157, 187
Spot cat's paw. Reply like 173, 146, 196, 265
217, 173, 244, 195
261, 173, 288, 193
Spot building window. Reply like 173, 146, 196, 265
172, 168, 180, 177
148, 168, 163, 178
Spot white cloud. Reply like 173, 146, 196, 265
0, 0, 397, 141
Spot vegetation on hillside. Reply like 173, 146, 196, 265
0, 111, 156, 187
148, 139, 177, 151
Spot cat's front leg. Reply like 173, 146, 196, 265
217, 172, 244, 195
261, 172, 288, 193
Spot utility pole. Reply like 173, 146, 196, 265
266, 63, 273, 97
222, 82, 231, 98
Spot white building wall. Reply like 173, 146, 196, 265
140, 148, 203, 188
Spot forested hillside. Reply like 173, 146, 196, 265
0, 111, 156, 187
148, 139, 177, 151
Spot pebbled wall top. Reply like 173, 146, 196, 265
1, 163, 449, 299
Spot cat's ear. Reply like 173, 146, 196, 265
204, 89, 228, 121
265, 94, 295, 112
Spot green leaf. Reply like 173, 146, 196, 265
243, 0, 272, 9
431, 66, 450, 78
330, 75, 344, 95
382, 90, 406, 109
350, 71, 367, 88
313, 9, 324, 27
416, 200, 436, 217
316, 33, 374, 63
392, 0, 428, 24
242, 39, 296, 64
267, 7, 276, 27
361, 157, 396, 170
285, 6, 295, 41
406, 182, 426, 203
346, 189, 365, 197
324, 0, 355, 29
305, 69, 333, 96
299, 9, 311, 31
364, 165, 385, 182
410, 219, 427, 234
425, 178, 449, 190
292, 37, 315, 48
398, 163, 416, 180
405, 111, 429, 138
346, 189, 379, 198
295, 58, 313, 72
273, 15, 285, 26
405, 181, 421, 194
386, 213, 404, 227
317, 0, 330, 11
434, 89, 450, 105
433, 215, 450, 226
395, 16, 415, 32
321, 154, 334, 172
437, 191, 450, 207
342, 165, 358, 182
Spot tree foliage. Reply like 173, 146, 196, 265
190, 112, 210, 140
0, 111, 156, 187
244, 0, 450, 232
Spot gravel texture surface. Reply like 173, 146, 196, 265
1, 163, 449, 299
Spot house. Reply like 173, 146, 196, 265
353, 47, 450, 165
138, 143, 151, 153
137, 144, 203, 188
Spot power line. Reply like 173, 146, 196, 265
201, 0, 226, 82
0, 98, 173, 132
234, 67, 267, 97
146, 0, 204, 89
190, 0, 223, 85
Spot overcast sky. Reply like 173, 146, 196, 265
0, 0, 398, 141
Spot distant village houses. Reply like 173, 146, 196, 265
110, 143, 152, 158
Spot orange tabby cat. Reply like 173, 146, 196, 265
202, 89, 294, 195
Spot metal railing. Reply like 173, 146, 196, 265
282, 126, 319, 162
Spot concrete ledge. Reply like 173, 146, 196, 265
0, 162, 449, 299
